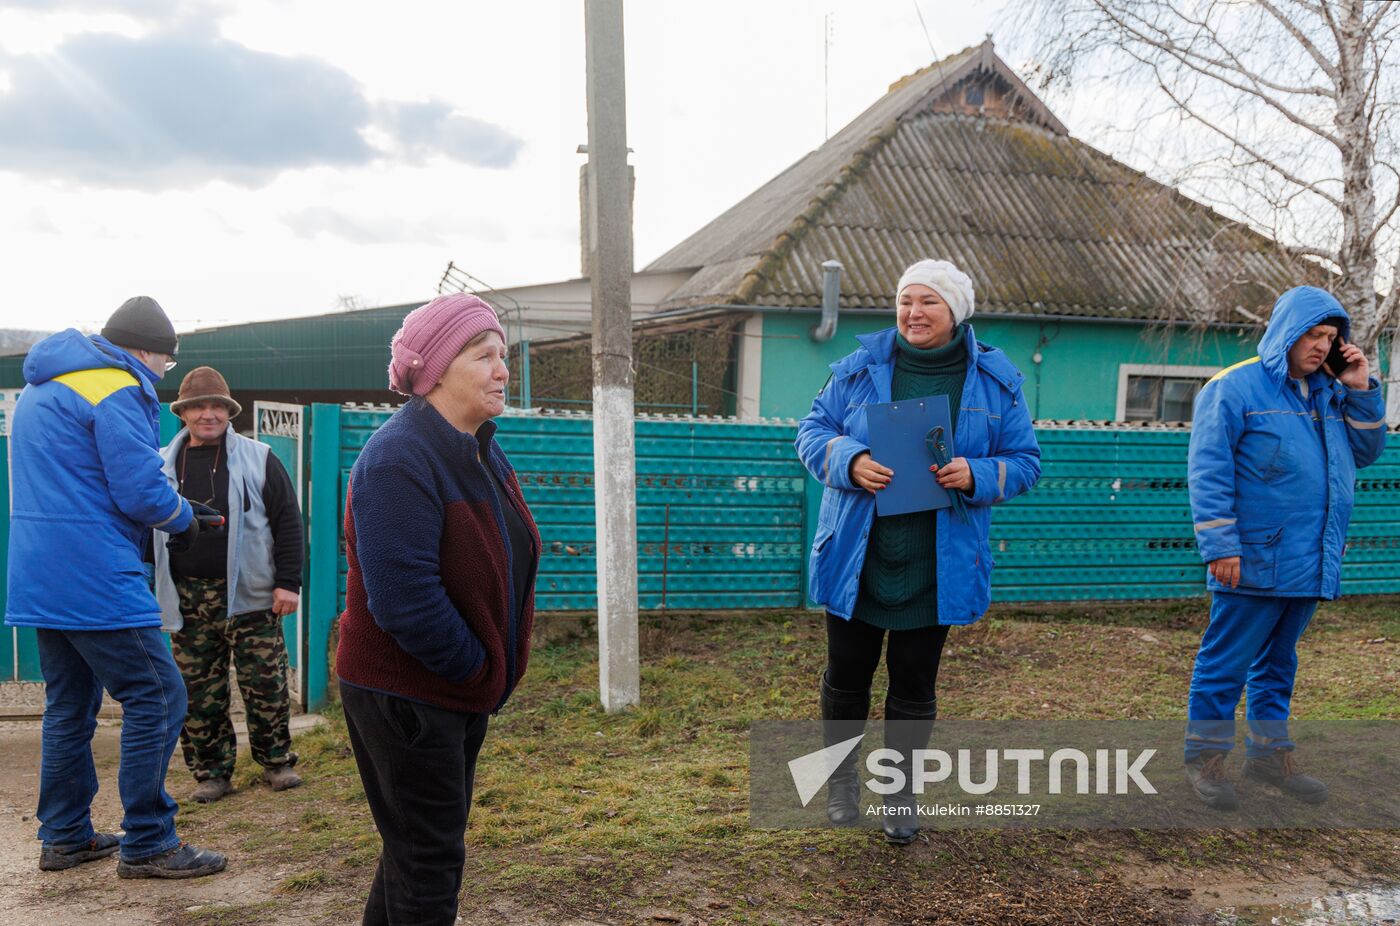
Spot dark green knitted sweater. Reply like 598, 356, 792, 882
852, 329, 968, 630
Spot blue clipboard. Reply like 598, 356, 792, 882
865, 395, 954, 517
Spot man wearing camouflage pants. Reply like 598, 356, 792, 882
153, 366, 305, 803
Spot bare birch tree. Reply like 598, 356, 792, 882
1017, 0, 1400, 353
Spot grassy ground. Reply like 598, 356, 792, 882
163, 597, 1400, 926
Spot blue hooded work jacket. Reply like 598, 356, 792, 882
795, 326, 1041, 624
4, 330, 193, 630
1188, 286, 1386, 600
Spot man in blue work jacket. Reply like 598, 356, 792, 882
1185, 285, 1386, 810
5, 297, 226, 877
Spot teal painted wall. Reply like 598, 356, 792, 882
758, 313, 1261, 421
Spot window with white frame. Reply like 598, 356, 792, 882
1115, 365, 1222, 422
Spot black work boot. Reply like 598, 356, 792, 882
882, 694, 937, 846
117, 842, 227, 880
1185, 750, 1239, 811
39, 832, 119, 871
820, 672, 870, 826
1243, 748, 1329, 805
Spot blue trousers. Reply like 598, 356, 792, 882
1185, 592, 1316, 762
35, 627, 188, 860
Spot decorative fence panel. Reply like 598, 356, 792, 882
254, 402, 308, 711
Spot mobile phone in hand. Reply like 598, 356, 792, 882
1325, 336, 1352, 377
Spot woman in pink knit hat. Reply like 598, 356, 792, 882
336, 293, 540, 926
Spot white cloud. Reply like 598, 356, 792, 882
374, 101, 524, 169
282, 207, 441, 246
25, 207, 58, 234
282, 205, 514, 249
0, 24, 523, 189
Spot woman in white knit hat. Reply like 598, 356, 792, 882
794, 258, 1042, 844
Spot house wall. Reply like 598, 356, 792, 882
755, 312, 1262, 421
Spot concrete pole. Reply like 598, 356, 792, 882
584, 0, 639, 711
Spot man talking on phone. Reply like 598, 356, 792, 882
1184, 285, 1385, 810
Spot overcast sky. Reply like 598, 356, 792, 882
0, 0, 1065, 332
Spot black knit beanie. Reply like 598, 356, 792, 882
102, 296, 178, 355
1320, 315, 1349, 338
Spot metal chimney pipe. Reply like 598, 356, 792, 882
812, 259, 843, 342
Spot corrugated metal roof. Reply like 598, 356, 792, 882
0, 303, 419, 391
646, 41, 1305, 321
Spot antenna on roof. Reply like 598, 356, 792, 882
436, 260, 525, 345
824, 12, 834, 141
912, 0, 937, 58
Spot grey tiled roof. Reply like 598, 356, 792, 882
646, 42, 1304, 321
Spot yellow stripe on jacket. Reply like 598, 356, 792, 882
53, 368, 140, 406
1207, 356, 1261, 384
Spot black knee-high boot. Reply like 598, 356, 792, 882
882, 693, 937, 845
820, 671, 870, 825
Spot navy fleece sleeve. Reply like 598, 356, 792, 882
349, 462, 484, 681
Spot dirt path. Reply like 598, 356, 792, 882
2, 600, 1397, 925
0, 720, 314, 926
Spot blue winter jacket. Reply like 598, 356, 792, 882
1188, 286, 1386, 600
4, 330, 193, 630
795, 326, 1041, 624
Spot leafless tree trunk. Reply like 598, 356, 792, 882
1016, 0, 1400, 353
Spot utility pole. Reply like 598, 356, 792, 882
584, 0, 639, 711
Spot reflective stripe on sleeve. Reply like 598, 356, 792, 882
822, 437, 840, 486
1193, 517, 1236, 533
153, 499, 185, 530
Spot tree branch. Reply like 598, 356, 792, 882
1364, 1, 1392, 35
1161, 0, 1336, 96
1362, 24, 1393, 114
1360, 163, 1400, 252
1156, 76, 1344, 208
1374, 246, 1399, 332
1256, 0, 1340, 80
1285, 244, 1341, 264
1090, 1, 1341, 144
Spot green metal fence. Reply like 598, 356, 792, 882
313, 409, 1400, 619
6, 409, 1399, 713
328, 406, 807, 614
993, 425, 1400, 599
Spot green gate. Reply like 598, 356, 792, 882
254, 402, 308, 711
